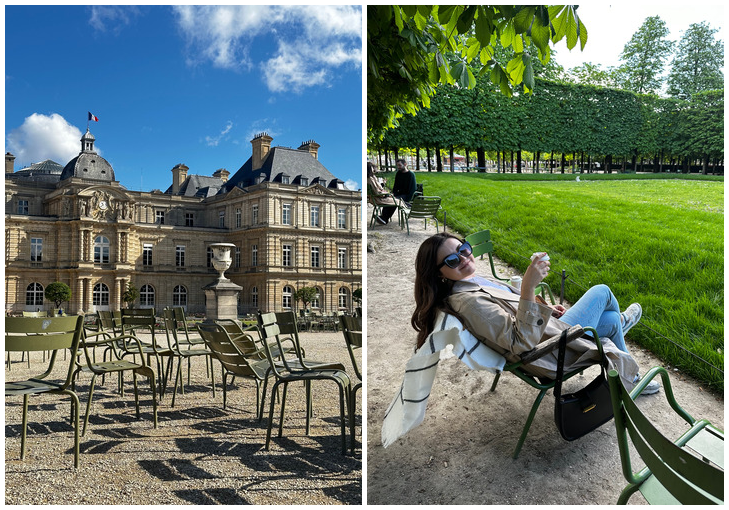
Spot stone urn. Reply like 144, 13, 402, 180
203, 243, 241, 321
210, 243, 236, 281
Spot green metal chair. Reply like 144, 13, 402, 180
121, 308, 173, 397
340, 315, 362, 455
271, 311, 346, 371
465, 229, 556, 303
73, 324, 159, 436
489, 325, 598, 459
608, 367, 724, 504
367, 181, 403, 228
5, 315, 84, 468
257, 311, 351, 454
401, 195, 442, 235
197, 322, 272, 419
161, 309, 216, 407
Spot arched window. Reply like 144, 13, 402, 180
338, 287, 349, 310
140, 284, 155, 307
282, 285, 293, 309
251, 286, 258, 309
94, 235, 110, 263
311, 287, 322, 309
173, 285, 187, 307
93, 283, 110, 306
26, 282, 44, 306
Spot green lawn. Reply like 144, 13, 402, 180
385, 172, 724, 390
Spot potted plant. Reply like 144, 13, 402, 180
44, 282, 72, 316
294, 286, 318, 314
122, 282, 140, 309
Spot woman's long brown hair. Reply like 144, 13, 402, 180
411, 232, 465, 349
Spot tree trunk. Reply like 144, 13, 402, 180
535, 151, 541, 173
560, 153, 565, 174
415, 147, 420, 171
449, 146, 455, 172
436, 148, 442, 172
477, 148, 486, 172
516, 150, 522, 174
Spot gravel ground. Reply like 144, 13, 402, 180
5, 330, 361, 505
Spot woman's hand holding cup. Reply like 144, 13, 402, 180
521, 252, 550, 301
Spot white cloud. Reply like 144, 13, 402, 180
6, 113, 88, 168
89, 6, 141, 34
172, 5, 361, 93
204, 120, 234, 147
344, 178, 360, 191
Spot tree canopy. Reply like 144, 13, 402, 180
367, 5, 588, 139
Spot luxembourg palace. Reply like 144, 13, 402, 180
4, 130, 362, 315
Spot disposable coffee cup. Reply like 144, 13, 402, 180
531, 252, 550, 262
510, 276, 522, 290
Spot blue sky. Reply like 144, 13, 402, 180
5, 5, 363, 192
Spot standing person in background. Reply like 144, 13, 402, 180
392, 159, 417, 206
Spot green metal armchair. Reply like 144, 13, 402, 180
608, 367, 724, 504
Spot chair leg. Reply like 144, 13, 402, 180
21, 394, 29, 460
137, 366, 158, 429
63, 389, 81, 468
279, 382, 289, 438
132, 372, 141, 418
490, 372, 501, 392
266, 381, 282, 450
338, 383, 347, 455
512, 388, 549, 459
259, 376, 270, 422
82, 374, 99, 436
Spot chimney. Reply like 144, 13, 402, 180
171, 163, 189, 194
213, 168, 229, 183
5, 152, 16, 174
251, 132, 273, 170
298, 140, 320, 160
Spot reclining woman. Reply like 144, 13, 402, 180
412, 232, 659, 394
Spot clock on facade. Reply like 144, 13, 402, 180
99, 200, 108, 210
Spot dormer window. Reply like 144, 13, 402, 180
300, 177, 309, 186
256, 173, 266, 185
318, 179, 326, 187
281, 174, 290, 185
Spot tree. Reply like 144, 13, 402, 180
566, 62, 619, 88
615, 16, 673, 94
44, 282, 72, 310
667, 21, 724, 98
367, 5, 588, 139
122, 282, 139, 309
353, 288, 362, 305
294, 287, 319, 311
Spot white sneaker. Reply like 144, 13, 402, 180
375, 215, 386, 225
621, 303, 642, 334
634, 374, 661, 396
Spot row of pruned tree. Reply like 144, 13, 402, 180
372, 77, 723, 175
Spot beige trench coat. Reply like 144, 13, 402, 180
367, 175, 397, 206
446, 279, 639, 390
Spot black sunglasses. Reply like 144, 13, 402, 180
437, 241, 472, 269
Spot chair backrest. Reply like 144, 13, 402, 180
214, 319, 264, 357
607, 369, 723, 504
161, 308, 181, 351
6, 315, 84, 387
22, 311, 48, 317
408, 196, 441, 218
339, 315, 362, 381
121, 308, 155, 328
256, 311, 295, 377
197, 322, 267, 379
464, 229, 495, 259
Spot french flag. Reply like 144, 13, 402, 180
88, 112, 99, 122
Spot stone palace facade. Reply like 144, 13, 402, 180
5, 131, 362, 315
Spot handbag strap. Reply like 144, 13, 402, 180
553, 329, 569, 401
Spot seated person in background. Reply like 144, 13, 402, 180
368, 162, 399, 225
392, 158, 417, 206
411, 232, 660, 394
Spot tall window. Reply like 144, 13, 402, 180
251, 244, 258, 266
235, 247, 241, 269
143, 243, 153, 266
338, 287, 349, 310
251, 286, 258, 309
93, 283, 110, 306
219, 211, 225, 228
17, 199, 29, 215
30, 238, 43, 262
175, 245, 185, 267
311, 287, 321, 309
311, 246, 320, 268
252, 204, 259, 224
282, 285, 293, 309
282, 244, 292, 267
207, 247, 213, 268
26, 282, 44, 306
173, 285, 187, 307
338, 247, 347, 269
235, 208, 241, 228
282, 203, 292, 225
337, 207, 347, 229
155, 210, 165, 224
94, 236, 110, 263
140, 284, 155, 307
185, 213, 194, 227
310, 205, 320, 227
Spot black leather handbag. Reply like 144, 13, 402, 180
553, 329, 614, 441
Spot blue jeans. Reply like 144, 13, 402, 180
560, 284, 629, 353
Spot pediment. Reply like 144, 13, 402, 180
301, 184, 336, 196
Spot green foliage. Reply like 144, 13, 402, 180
44, 282, 72, 308
615, 15, 673, 94
122, 282, 139, 308
294, 287, 319, 310
406, 172, 724, 389
367, 5, 588, 139
353, 288, 363, 304
667, 21, 724, 97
